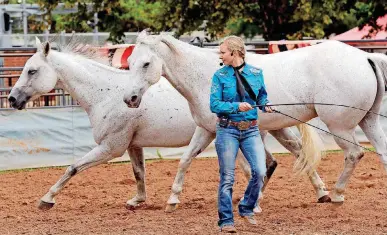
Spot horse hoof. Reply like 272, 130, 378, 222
125, 203, 137, 211
253, 206, 262, 213
125, 201, 145, 210
331, 194, 345, 203
38, 200, 55, 210
331, 200, 344, 205
165, 203, 178, 213
317, 195, 331, 203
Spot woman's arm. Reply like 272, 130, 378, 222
257, 73, 274, 113
257, 74, 269, 106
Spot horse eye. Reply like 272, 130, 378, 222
143, 62, 150, 68
28, 69, 37, 75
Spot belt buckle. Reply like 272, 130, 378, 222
237, 121, 250, 130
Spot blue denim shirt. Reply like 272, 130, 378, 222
210, 63, 269, 121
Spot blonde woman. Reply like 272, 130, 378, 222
210, 36, 273, 233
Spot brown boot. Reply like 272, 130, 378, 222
220, 225, 237, 233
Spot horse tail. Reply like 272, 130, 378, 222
293, 124, 324, 176
367, 53, 387, 91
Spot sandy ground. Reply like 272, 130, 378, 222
0, 151, 386, 235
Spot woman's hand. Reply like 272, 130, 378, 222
238, 102, 253, 112
264, 103, 275, 113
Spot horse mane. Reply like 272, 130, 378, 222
57, 36, 111, 66
136, 33, 182, 57
160, 36, 181, 56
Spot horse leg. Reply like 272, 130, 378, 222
38, 145, 116, 210
328, 128, 364, 203
126, 146, 146, 208
166, 126, 215, 212
236, 151, 251, 180
270, 128, 330, 202
261, 130, 278, 192
359, 114, 387, 180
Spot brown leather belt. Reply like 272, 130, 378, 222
218, 119, 258, 130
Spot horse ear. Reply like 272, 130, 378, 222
35, 37, 43, 52
42, 41, 51, 57
138, 29, 150, 41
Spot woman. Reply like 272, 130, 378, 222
210, 35, 274, 233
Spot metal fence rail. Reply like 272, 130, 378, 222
0, 87, 75, 109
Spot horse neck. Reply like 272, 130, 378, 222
48, 51, 125, 113
157, 40, 219, 105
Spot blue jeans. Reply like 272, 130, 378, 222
215, 124, 266, 228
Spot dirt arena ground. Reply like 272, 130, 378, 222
0, 151, 386, 235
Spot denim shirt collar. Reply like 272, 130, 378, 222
241, 63, 253, 76
223, 63, 253, 77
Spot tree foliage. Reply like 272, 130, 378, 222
36, 0, 161, 43
27, 0, 387, 42
354, 0, 387, 38
147, 0, 387, 40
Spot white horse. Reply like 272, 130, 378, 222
123, 31, 387, 207
6, 38, 211, 210
7, 38, 326, 213
122, 32, 335, 212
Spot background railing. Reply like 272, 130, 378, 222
0, 87, 75, 109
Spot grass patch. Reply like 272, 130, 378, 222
0, 165, 67, 174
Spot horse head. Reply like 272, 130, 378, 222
8, 37, 58, 110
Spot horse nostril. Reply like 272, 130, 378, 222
131, 95, 138, 103
8, 96, 16, 103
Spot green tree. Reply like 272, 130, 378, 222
33, 0, 387, 42
354, 0, 387, 38
289, 0, 386, 39
289, 0, 354, 39
37, 0, 162, 43
145, 0, 238, 38
149, 0, 386, 40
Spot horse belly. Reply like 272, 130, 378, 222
131, 108, 196, 147
189, 101, 217, 134
130, 79, 197, 147
131, 123, 195, 147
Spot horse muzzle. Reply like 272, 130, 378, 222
8, 91, 30, 110
123, 94, 142, 108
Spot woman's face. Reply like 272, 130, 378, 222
219, 43, 234, 66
